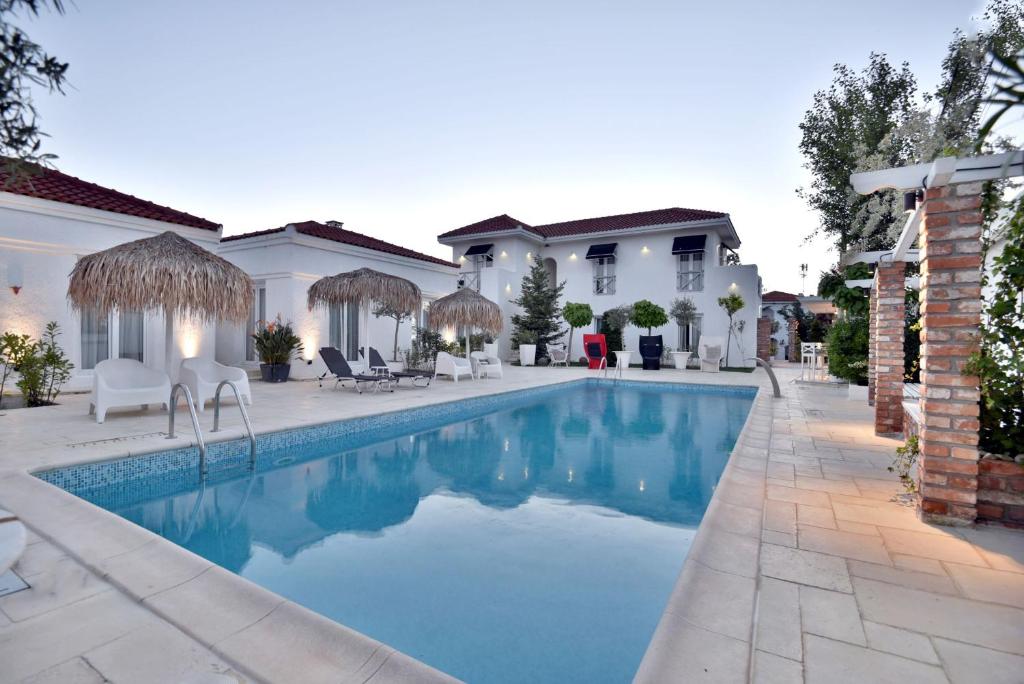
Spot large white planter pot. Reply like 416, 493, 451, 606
669, 351, 690, 369
484, 343, 499, 358
386, 361, 405, 373
519, 344, 537, 366
848, 383, 869, 401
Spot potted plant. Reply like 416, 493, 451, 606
825, 315, 869, 399
516, 330, 538, 366
562, 302, 594, 362
717, 293, 745, 367
669, 297, 697, 370
630, 299, 669, 370
252, 317, 303, 382
483, 334, 499, 359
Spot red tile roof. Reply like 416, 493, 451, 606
0, 160, 220, 231
438, 207, 728, 240
222, 221, 458, 268
762, 290, 799, 302
438, 214, 538, 239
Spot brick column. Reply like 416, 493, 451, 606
868, 284, 877, 406
756, 317, 771, 362
874, 261, 906, 436
787, 319, 800, 362
918, 182, 983, 525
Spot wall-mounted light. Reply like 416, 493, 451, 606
729, 282, 738, 290
505, 283, 512, 293
458, 255, 466, 262
7, 261, 23, 295
526, 251, 532, 261
641, 246, 650, 255
569, 253, 577, 261
303, 336, 317, 362
500, 250, 508, 258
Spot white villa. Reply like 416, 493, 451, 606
437, 208, 762, 365
0, 163, 223, 390
215, 221, 459, 380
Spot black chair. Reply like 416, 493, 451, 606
362, 347, 431, 388
318, 347, 391, 393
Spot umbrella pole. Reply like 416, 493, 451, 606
164, 313, 174, 380
465, 324, 471, 358
361, 299, 370, 360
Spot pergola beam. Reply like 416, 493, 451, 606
851, 150, 1023, 194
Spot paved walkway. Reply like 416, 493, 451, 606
0, 366, 1021, 682
753, 381, 1024, 684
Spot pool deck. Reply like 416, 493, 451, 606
0, 365, 1021, 683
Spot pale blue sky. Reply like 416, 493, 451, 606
25, 0, 984, 293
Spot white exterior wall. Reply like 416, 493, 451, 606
448, 225, 762, 367
0, 193, 220, 393
216, 226, 459, 380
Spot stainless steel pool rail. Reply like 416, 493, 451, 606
167, 383, 207, 475
211, 380, 257, 471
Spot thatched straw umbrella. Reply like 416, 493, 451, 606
428, 287, 503, 357
68, 231, 253, 376
306, 268, 421, 359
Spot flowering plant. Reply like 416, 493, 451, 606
252, 316, 303, 365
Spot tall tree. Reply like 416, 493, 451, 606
510, 257, 566, 360
0, 0, 68, 175
798, 53, 918, 253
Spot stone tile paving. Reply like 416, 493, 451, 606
753, 381, 1024, 684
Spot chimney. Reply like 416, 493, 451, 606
326, 220, 344, 228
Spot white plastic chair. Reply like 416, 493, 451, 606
434, 352, 474, 382
548, 344, 569, 367
179, 357, 252, 412
697, 337, 724, 373
470, 351, 503, 379
90, 358, 171, 423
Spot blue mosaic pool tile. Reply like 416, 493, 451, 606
37, 378, 757, 496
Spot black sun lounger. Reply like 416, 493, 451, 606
363, 347, 431, 388
318, 347, 392, 393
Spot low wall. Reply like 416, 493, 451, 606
977, 458, 1024, 528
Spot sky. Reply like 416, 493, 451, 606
22, 0, 990, 294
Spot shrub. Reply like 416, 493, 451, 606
717, 293, 745, 366
13, 322, 74, 407
405, 326, 460, 369
252, 317, 303, 365
0, 331, 32, 408
510, 256, 566, 359
629, 299, 669, 335
826, 316, 869, 383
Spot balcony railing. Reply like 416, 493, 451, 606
677, 271, 704, 292
593, 275, 616, 295
458, 271, 481, 292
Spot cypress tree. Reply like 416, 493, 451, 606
510, 256, 566, 360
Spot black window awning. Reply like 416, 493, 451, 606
672, 235, 706, 254
463, 243, 494, 256
585, 243, 618, 259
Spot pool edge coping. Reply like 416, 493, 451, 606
1, 375, 766, 684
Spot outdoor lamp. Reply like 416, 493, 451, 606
7, 261, 22, 294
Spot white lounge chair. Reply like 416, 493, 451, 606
434, 352, 474, 383
470, 351, 503, 379
179, 357, 252, 412
90, 358, 171, 423
697, 336, 724, 373
548, 344, 569, 367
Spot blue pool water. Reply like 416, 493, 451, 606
44, 381, 753, 683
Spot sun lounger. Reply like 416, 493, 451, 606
363, 347, 431, 387
318, 347, 392, 393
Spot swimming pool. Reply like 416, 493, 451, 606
40, 379, 755, 683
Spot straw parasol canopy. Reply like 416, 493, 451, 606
67, 231, 253, 373
429, 288, 503, 357
307, 268, 422, 360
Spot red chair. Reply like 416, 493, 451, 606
583, 334, 607, 370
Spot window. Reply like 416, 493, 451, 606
593, 315, 603, 333
118, 310, 145, 362
81, 310, 110, 370
593, 256, 616, 295
329, 305, 343, 350
470, 253, 493, 269
245, 286, 267, 362
328, 303, 360, 358
678, 315, 702, 352
677, 250, 704, 291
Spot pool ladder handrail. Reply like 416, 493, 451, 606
748, 357, 782, 398
211, 380, 257, 471
167, 383, 207, 475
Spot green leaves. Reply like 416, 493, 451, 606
2, 321, 73, 407
826, 316, 870, 384
670, 297, 697, 327
252, 316, 303, 365
510, 255, 566, 357
629, 299, 668, 335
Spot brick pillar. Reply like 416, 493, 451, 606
868, 285, 877, 406
787, 319, 800, 362
756, 317, 771, 362
874, 261, 906, 436
918, 182, 983, 526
